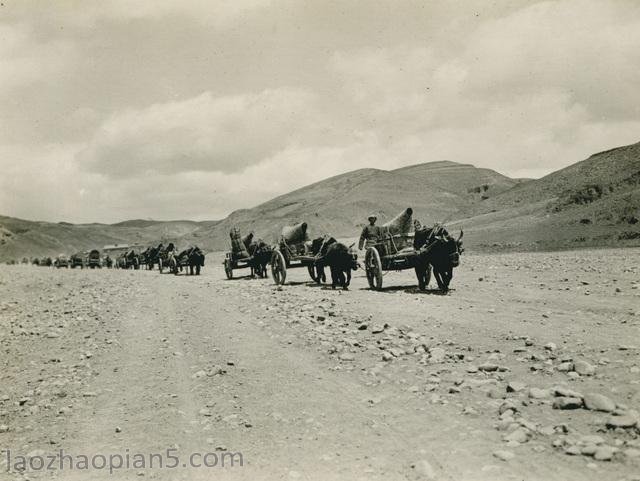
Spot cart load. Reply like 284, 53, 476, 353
270, 222, 324, 285
230, 227, 251, 259
281, 222, 309, 246
379, 207, 414, 256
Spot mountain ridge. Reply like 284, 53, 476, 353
2, 143, 639, 261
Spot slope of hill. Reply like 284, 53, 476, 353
0, 216, 217, 261
452, 141, 640, 250
178, 162, 524, 251
393, 161, 528, 199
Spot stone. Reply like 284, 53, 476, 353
493, 450, 515, 461
381, 352, 394, 362
528, 388, 551, 399
606, 414, 638, 429
429, 347, 446, 363
553, 386, 583, 399
624, 448, 640, 458
544, 342, 557, 351
579, 435, 604, 446
478, 363, 499, 372
580, 445, 598, 456
564, 445, 581, 456
556, 362, 574, 372
0, 425, 8, 433
503, 428, 530, 444
593, 446, 616, 461
506, 381, 526, 393
339, 353, 355, 361
499, 400, 519, 415
412, 459, 436, 479
371, 324, 387, 334
538, 426, 555, 436
583, 393, 616, 413
553, 397, 583, 410
573, 360, 595, 376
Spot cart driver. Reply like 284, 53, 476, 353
358, 214, 383, 250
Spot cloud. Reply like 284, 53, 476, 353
2, 0, 640, 223
78, 88, 319, 177
5, 0, 273, 30
327, 0, 640, 175
0, 24, 76, 97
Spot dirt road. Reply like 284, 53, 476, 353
1, 248, 639, 481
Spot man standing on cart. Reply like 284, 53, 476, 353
358, 214, 384, 251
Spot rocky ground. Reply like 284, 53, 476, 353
0, 248, 639, 481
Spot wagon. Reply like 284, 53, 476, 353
157, 249, 178, 274
270, 222, 322, 285
224, 252, 255, 279
87, 249, 102, 268
223, 229, 270, 279
363, 208, 431, 290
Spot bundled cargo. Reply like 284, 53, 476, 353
230, 227, 251, 259
281, 222, 309, 246
381, 207, 413, 253
382, 207, 413, 235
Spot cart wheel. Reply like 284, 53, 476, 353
271, 250, 287, 285
307, 264, 321, 283
224, 258, 233, 279
365, 247, 383, 290
158, 258, 163, 273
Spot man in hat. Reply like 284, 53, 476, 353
358, 214, 383, 250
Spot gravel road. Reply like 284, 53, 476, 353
1, 248, 639, 481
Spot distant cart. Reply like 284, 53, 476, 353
87, 249, 102, 268
270, 222, 322, 285
223, 230, 271, 279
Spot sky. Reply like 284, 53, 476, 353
1, 0, 639, 223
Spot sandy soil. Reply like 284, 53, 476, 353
1, 248, 639, 481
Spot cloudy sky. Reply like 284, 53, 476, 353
1, 0, 639, 223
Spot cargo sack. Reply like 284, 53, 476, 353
230, 227, 251, 259
281, 222, 309, 246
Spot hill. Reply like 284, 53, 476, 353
2, 141, 639, 261
451, 141, 640, 250
177, 161, 524, 251
0, 216, 217, 261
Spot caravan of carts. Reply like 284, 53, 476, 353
223, 207, 464, 291
29, 243, 206, 276
22, 207, 463, 290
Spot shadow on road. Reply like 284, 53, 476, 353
358, 285, 451, 295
